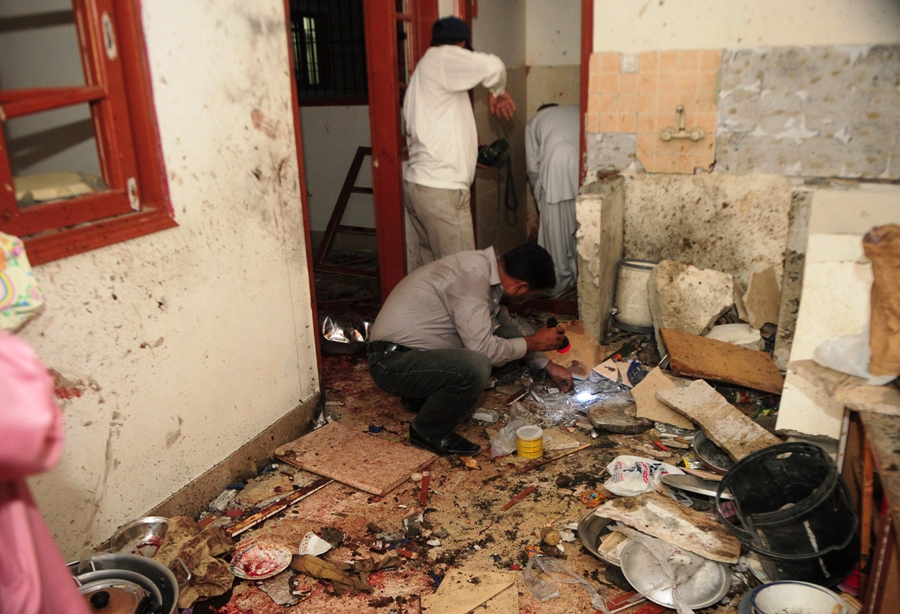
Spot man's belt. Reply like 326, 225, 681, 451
367, 341, 412, 354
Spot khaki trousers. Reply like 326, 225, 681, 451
404, 180, 475, 266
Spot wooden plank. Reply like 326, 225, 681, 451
661, 327, 785, 394
657, 379, 782, 462
274, 421, 437, 496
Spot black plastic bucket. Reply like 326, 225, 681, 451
715, 442, 859, 586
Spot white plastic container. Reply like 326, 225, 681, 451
613, 260, 656, 331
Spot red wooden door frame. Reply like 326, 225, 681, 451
580, 0, 593, 185
364, 0, 438, 300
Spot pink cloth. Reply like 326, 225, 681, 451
0, 331, 89, 614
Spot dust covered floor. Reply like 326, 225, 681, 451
197, 262, 747, 614
201, 362, 751, 614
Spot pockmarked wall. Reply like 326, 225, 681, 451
19, 0, 318, 558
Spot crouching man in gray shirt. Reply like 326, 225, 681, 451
367, 244, 573, 456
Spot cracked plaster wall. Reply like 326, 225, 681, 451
17, 0, 318, 558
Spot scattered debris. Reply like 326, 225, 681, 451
226, 477, 333, 537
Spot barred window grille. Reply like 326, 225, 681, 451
290, 0, 367, 105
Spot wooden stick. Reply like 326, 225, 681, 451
517, 443, 592, 474
226, 476, 333, 537
419, 471, 431, 506
502, 485, 536, 510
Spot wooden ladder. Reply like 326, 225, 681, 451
313, 146, 378, 277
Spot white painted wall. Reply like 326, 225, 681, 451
593, 0, 900, 52
526, 0, 580, 66
17, 0, 317, 558
300, 106, 373, 232
472, 0, 526, 68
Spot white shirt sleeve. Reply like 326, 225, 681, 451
436, 47, 507, 98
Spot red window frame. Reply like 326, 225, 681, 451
0, 0, 175, 266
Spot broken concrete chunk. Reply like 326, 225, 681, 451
647, 261, 734, 355
656, 379, 781, 461
743, 266, 782, 330
588, 403, 652, 434
704, 323, 763, 350
594, 491, 741, 564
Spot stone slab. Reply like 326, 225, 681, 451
577, 179, 625, 342
649, 261, 734, 356
622, 173, 792, 290
656, 379, 782, 461
661, 328, 785, 394
594, 491, 741, 563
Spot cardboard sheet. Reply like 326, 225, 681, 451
546, 319, 605, 379
631, 367, 694, 429
275, 422, 437, 496
421, 569, 517, 614
661, 327, 785, 394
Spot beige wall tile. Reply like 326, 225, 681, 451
601, 52, 620, 73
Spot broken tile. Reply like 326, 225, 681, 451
648, 261, 734, 355
704, 323, 763, 350
656, 379, 781, 461
594, 491, 741, 563
743, 266, 781, 329
235, 472, 295, 507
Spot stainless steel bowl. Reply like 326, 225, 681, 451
111, 516, 169, 558
577, 510, 625, 567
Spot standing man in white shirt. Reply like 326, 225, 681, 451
525, 104, 580, 296
402, 16, 516, 267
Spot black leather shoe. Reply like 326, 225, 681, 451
400, 398, 426, 413
409, 425, 481, 456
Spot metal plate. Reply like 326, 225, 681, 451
661, 474, 733, 499
693, 431, 733, 474
619, 541, 731, 609
230, 541, 292, 580
577, 511, 628, 567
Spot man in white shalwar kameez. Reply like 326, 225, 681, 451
525, 104, 580, 296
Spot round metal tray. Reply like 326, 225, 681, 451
693, 431, 733, 475
619, 541, 730, 609
577, 510, 627, 567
